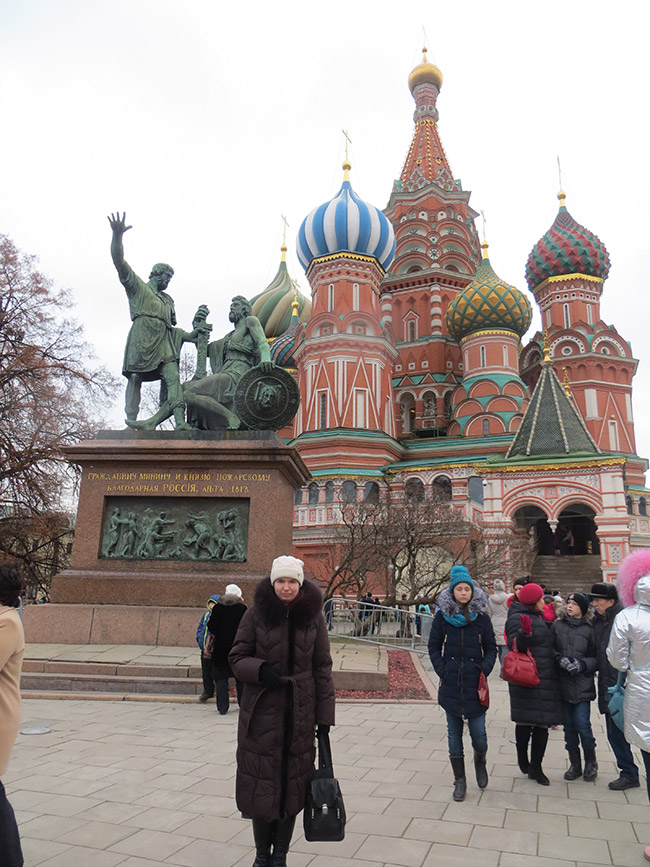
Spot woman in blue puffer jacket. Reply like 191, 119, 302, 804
428, 565, 497, 802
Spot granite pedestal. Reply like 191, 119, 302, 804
24, 430, 310, 645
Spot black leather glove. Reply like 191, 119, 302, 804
259, 662, 283, 690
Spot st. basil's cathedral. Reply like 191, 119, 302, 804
249, 50, 650, 590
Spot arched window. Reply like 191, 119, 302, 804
563, 303, 570, 328
433, 475, 452, 502
407, 320, 416, 342
341, 480, 357, 504
328, 283, 335, 312
468, 476, 484, 504
444, 391, 452, 418
480, 346, 486, 368
482, 419, 490, 436
626, 496, 634, 515
364, 481, 379, 504
294, 487, 303, 505
405, 477, 424, 502
308, 482, 319, 505
640, 497, 647, 516
502, 344, 508, 367
325, 481, 334, 503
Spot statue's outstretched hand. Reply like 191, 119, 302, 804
259, 361, 275, 373
107, 212, 132, 235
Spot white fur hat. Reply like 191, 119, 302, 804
225, 583, 242, 597
270, 555, 304, 586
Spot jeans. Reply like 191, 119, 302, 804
445, 711, 487, 756
0, 781, 23, 867
605, 712, 638, 779
562, 701, 596, 752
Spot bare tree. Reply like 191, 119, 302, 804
0, 233, 118, 590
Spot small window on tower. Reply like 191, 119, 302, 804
407, 320, 416, 342
319, 392, 328, 428
328, 284, 335, 312
482, 419, 490, 436
353, 283, 360, 311
587, 304, 593, 325
480, 346, 487, 368
563, 304, 570, 328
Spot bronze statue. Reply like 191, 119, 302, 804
107, 212, 202, 429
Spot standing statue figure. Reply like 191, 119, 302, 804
107, 212, 202, 429
133, 296, 274, 431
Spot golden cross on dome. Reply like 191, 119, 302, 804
542, 330, 551, 363
562, 366, 572, 397
291, 278, 300, 314
281, 214, 289, 245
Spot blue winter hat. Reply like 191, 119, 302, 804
449, 565, 474, 592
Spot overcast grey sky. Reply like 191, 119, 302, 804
2, 0, 649, 464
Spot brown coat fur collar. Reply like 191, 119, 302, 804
253, 577, 323, 628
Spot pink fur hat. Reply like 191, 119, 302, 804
616, 548, 650, 607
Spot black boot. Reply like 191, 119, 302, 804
251, 818, 273, 867
449, 755, 466, 801
270, 815, 296, 867
583, 747, 598, 782
564, 749, 582, 781
515, 725, 531, 774
474, 750, 488, 789
528, 727, 550, 786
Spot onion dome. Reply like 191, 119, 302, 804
268, 286, 301, 369
525, 191, 611, 290
297, 161, 396, 273
250, 245, 310, 338
408, 46, 443, 93
446, 243, 532, 342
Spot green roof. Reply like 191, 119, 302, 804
506, 362, 599, 459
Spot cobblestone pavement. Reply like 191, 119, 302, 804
8, 668, 650, 866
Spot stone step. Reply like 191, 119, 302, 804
531, 555, 602, 595
20, 658, 386, 695
21, 670, 203, 696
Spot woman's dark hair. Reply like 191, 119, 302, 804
0, 561, 23, 607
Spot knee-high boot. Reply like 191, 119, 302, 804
251, 818, 274, 867
270, 815, 296, 867
528, 726, 550, 786
515, 725, 531, 774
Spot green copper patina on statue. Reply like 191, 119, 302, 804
108, 212, 205, 430
108, 212, 300, 433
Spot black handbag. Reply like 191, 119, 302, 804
303, 728, 346, 842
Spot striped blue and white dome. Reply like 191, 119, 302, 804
297, 165, 396, 273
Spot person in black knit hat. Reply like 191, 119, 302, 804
552, 592, 598, 781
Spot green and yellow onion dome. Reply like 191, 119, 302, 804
446, 243, 532, 343
250, 247, 311, 338
526, 192, 611, 290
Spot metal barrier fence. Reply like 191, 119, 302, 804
323, 599, 434, 655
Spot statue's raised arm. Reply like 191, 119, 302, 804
107, 212, 133, 280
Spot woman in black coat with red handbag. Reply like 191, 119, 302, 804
505, 582, 562, 785
428, 565, 497, 801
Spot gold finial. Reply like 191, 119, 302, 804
557, 189, 567, 208
480, 241, 489, 260
422, 45, 428, 63
542, 330, 551, 363
562, 366, 572, 397
342, 129, 352, 181
291, 278, 300, 315
281, 214, 289, 262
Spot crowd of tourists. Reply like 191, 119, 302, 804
427, 550, 650, 862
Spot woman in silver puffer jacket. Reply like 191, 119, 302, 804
606, 549, 650, 863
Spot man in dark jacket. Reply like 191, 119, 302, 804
207, 584, 247, 714
590, 581, 640, 790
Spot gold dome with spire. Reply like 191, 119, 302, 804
408, 46, 443, 94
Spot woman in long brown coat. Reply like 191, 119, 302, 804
229, 555, 335, 867
0, 562, 25, 867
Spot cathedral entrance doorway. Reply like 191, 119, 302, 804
513, 506, 553, 556
556, 505, 600, 556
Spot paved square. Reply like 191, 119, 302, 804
8, 667, 649, 865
